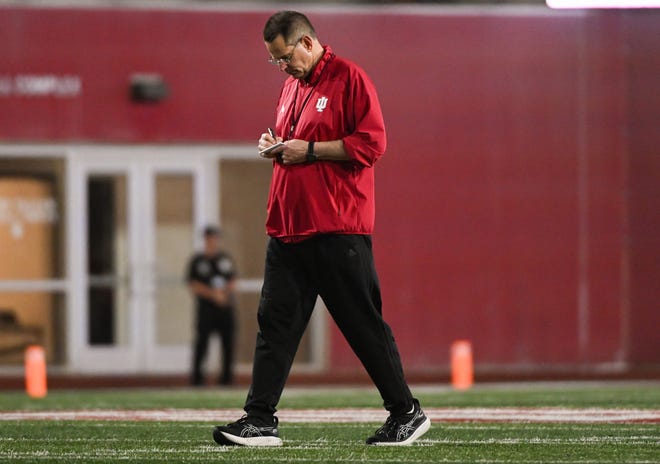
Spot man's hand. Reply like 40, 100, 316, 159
211, 288, 229, 306
258, 131, 284, 159
278, 139, 309, 165
190, 281, 234, 307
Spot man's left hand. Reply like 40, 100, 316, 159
279, 139, 309, 165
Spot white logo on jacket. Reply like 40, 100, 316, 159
316, 96, 328, 112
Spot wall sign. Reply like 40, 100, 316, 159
0, 74, 81, 98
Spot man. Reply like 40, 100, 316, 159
186, 225, 237, 386
213, 11, 430, 447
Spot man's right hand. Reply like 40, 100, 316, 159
258, 132, 284, 159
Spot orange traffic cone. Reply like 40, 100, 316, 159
25, 345, 47, 398
450, 340, 474, 390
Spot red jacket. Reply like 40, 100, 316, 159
267, 46, 386, 240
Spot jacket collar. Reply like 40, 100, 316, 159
301, 45, 334, 86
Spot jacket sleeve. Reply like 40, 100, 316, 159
342, 67, 387, 168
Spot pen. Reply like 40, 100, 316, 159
268, 128, 276, 139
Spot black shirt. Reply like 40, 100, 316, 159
186, 251, 236, 310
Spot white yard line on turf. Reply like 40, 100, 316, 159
0, 407, 658, 423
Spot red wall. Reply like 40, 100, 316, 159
1, 6, 658, 375
0, 7, 281, 141
624, 11, 660, 366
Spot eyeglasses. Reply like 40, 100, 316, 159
267, 37, 303, 67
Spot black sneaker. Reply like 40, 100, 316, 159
213, 415, 283, 447
366, 399, 431, 446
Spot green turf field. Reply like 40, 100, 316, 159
0, 382, 658, 463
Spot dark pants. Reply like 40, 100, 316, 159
245, 235, 413, 418
192, 306, 235, 385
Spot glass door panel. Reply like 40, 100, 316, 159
154, 173, 194, 346
86, 175, 130, 346
70, 149, 211, 373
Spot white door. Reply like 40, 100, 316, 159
68, 147, 217, 373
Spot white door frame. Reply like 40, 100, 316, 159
67, 146, 216, 373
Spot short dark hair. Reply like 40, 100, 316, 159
263, 11, 316, 44
203, 225, 221, 237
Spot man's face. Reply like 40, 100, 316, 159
266, 34, 310, 79
204, 234, 219, 253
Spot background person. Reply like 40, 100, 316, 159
186, 225, 237, 386
213, 11, 430, 447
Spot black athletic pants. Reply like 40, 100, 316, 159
244, 234, 413, 418
192, 306, 235, 385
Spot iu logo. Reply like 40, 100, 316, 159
316, 96, 328, 112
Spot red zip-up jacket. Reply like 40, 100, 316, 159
267, 46, 386, 241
